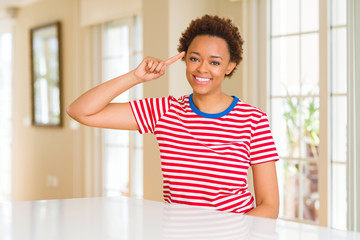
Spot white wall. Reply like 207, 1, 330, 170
12, 0, 84, 201
80, 0, 141, 26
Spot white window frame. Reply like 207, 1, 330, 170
91, 14, 143, 198
347, 0, 360, 232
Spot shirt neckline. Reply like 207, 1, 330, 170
189, 93, 239, 118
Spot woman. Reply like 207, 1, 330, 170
67, 15, 279, 219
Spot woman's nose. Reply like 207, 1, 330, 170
196, 62, 208, 73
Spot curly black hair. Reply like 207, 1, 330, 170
177, 14, 244, 77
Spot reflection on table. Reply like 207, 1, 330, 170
0, 196, 359, 240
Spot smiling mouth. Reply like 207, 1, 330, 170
193, 75, 212, 84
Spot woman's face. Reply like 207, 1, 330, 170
185, 35, 236, 96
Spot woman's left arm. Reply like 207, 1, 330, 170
245, 161, 279, 219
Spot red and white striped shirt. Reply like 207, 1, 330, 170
130, 94, 279, 214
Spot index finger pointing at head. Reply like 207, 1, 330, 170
165, 51, 185, 66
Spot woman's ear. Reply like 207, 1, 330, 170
226, 62, 236, 75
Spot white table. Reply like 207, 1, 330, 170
0, 196, 359, 240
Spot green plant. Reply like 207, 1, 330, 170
303, 97, 319, 158
282, 89, 319, 159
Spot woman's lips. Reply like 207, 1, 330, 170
193, 75, 212, 85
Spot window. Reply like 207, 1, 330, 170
270, 0, 348, 228
270, 0, 320, 223
0, 30, 13, 202
100, 14, 143, 198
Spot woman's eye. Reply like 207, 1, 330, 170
211, 61, 220, 66
190, 57, 199, 62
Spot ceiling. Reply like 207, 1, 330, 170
0, 0, 41, 7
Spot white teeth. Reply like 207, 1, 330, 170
195, 76, 211, 82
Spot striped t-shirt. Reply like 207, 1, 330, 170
130, 94, 279, 214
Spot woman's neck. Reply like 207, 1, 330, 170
191, 92, 234, 114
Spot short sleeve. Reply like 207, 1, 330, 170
249, 114, 279, 165
129, 97, 170, 134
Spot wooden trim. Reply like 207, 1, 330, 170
318, 0, 330, 227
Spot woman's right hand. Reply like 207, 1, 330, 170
67, 51, 185, 130
133, 51, 185, 83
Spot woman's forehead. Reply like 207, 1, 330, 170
188, 35, 231, 58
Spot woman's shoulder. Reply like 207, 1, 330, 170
169, 94, 190, 101
234, 98, 268, 117
168, 94, 191, 105
133, 95, 190, 107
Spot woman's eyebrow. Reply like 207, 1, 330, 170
189, 51, 223, 60
210, 55, 223, 60
189, 51, 200, 56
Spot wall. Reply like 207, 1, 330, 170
141, 0, 170, 201
12, 0, 84, 201
80, 0, 141, 26
11, 0, 143, 202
